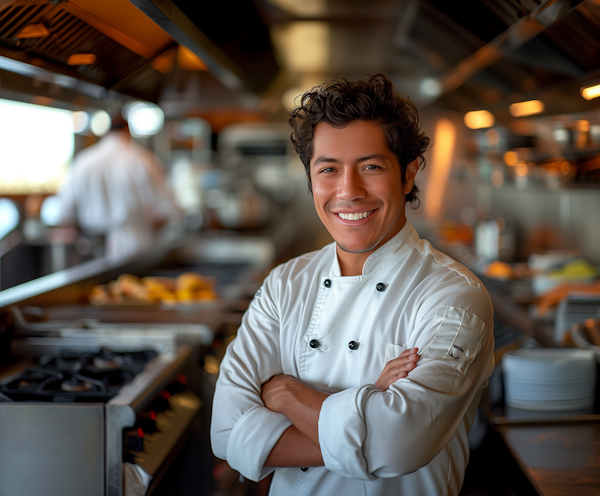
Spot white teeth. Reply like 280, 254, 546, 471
337, 210, 372, 220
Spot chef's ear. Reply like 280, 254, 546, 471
403, 159, 419, 195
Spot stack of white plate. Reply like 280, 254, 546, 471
502, 349, 596, 411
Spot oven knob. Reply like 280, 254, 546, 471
149, 391, 171, 412
167, 374, 188, 395
135, 411, 158, 434
125, 427, 144, 452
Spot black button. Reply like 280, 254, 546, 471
324, 279, 331, 288
301, 467, 309, 472
348, 341, 359, 351
376, 282, 386, 292
309, 339, 319, 349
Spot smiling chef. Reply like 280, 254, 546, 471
211, 74, 495, 496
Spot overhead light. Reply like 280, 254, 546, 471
515, 161, 528, 177
67, 54, 96, 66
503, 151, 519, 166
464, 110, 494, 129
581, 83, 600, 101
282, 87, 303, 111
267, 0, 327, 16
509, 100, 544, 117
177, 46, 207, 71
71, 111, 89, 134
271, 22, 330, 72
90, 110, 111, 137
127, 102, 164, 137
576, 119, 590, 132
16, 23, 50, 39
419, 78, 442, 97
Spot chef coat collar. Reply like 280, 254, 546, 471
331, 221, 419, 277
101, 131, 130, 146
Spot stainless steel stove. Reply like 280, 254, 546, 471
0, 324, 212, 496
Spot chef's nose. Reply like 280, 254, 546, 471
338, 167, 366, 201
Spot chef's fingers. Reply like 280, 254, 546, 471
374, 348, 419, 382
375, 359, 417, 391
374, 348, 419, 391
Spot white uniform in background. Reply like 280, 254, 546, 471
211, 222, 495, 496
57, 132, 179, 258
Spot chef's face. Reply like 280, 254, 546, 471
310, 120, 417, 256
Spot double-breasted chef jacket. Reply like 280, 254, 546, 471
211, 222, 495, 496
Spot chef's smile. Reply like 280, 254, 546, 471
310, 120, 417, 271
335, 209, 375, 222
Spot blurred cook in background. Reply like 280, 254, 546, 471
56, 116, 180, 258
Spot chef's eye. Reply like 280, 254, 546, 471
365, 164, 381, 170
319, 167, 336, 173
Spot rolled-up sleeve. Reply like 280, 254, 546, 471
210, 272, 291, 482
318, 300, 494, 479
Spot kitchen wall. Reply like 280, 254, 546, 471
483, 185, 600, 265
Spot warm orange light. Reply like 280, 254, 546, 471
509, 100, 544, 117
67, 54, 97, 65
576, 119, 590, 132
581, 84, 600, 100
152, 53, 175, 74
464, 110, 494, 129
504, 151, 519, 166
16, 24, 50, 39
30, 96, 54, 106
425, 118, 455, 220
177, 45, 207, 71
515, 162, 528, 177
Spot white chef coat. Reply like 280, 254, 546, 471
57, 132, 178, 258
211, 221, 495, 496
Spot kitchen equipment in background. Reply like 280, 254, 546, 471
163, 118, 213, 223
528, 250, 581, 272
554, 294, 600, 345
475, 217, 516, 263
204, 176, 272, 230
0, 325, 209, 496
569, 318, 600, 362
531, 257, 598, 296
502, 348, 596, 411
200, 122, 299, 232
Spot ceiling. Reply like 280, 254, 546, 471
260, 0, 600, 118
0, 0, 599, 121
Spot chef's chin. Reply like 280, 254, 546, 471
335, 240, 380, 255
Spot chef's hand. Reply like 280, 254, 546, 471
261, 374, 298, 413
375, 348, 419, 392
262, 375, 330, 415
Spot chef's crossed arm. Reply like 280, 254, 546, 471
211, 273, 494, 482
260, 347, 421, 466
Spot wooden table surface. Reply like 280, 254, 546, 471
497, 421, 600, 496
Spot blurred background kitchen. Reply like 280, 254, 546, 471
0, 1, 599, 496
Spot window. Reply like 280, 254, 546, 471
0, 99, 74, 194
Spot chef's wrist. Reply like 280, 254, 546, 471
274, 376, 299, 415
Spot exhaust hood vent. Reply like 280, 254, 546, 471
0, 0, 174, 103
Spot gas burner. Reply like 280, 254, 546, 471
61, 379, 93, 392
93, 355, 120, 370
0, 348, 158, 403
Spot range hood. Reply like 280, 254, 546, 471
0, 0, 280, 107
129, 0, 280, 94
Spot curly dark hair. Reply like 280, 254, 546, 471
288, 74, 430, 206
